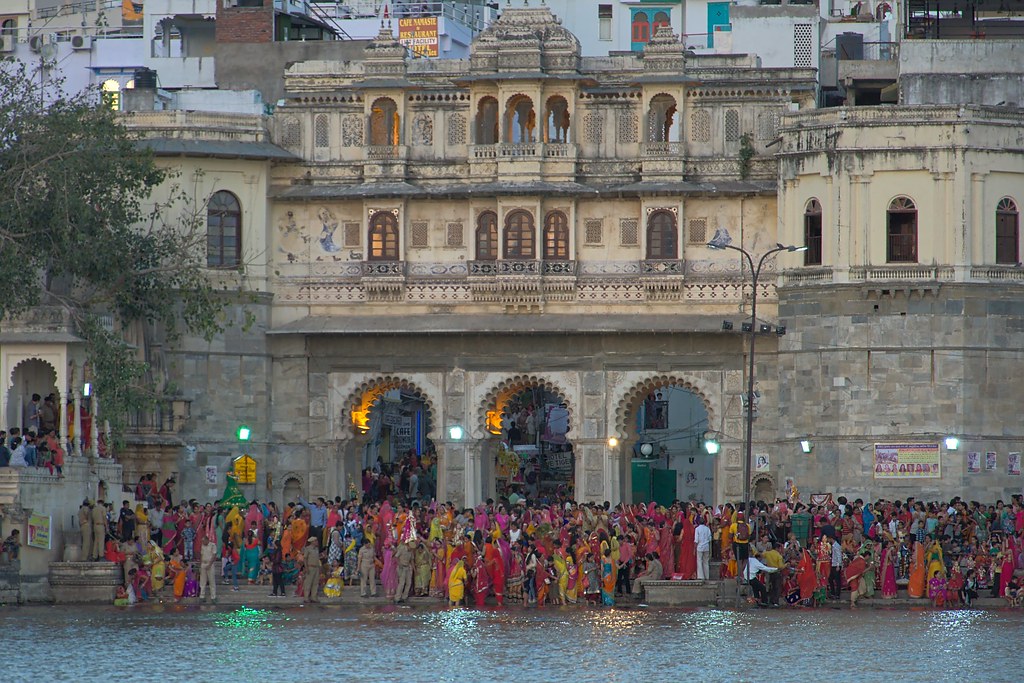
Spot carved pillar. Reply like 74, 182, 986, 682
439, 440, 466, 509
57, 390, 69, 453
72, 389, 82, 457
90, 393, 100, 457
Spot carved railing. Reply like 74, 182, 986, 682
641, 141, 686, 157
496, 142, 540, 158
849, 265, 954, 282
782, 267, 834, 285
543, 143, 575, 158
470, 145, 497, 159
361, 261, 405, 276
542, 260, 577, 275
640, 259, 684, 275
970, 266, 1024, 281
365, 145, 406, 160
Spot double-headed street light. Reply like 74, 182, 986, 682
707, 229, 806, 517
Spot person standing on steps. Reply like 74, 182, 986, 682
79, 500, 93, 562
91, 499, 107, 561
358, 539, 377, 597
395, 539, 414, 603
199, 535, 218, 603
303, 537, 322, 603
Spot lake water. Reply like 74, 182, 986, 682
3, 604, 1020, 682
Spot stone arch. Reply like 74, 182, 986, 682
751, 472, 776, 502
477, 374, 575, 439
7, 356, 58, 390
343, 375, 438, 441
613, 374, 715, 440
279, 471, 306, 505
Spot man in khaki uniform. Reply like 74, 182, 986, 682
79, 500, 93, 562
90, 499, 107, 560
302, 537, 321, 603
395, 540, 414, 603
199, 535, 217, 602
357, 539, 377, 597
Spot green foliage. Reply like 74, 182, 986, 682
0, 58, 239, 442
738, 133, 755, 180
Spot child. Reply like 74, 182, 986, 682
183, 564, 199, 598
323, 560, 344, 598
946, 564, 964, 608
961, 569, 979, 607
257, 555, 272, 586
181, 520, 196, 563
928, 569, 947, 608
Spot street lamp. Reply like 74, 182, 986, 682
708, 229, 806, 515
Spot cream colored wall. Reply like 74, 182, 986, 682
150, 156, 272, 290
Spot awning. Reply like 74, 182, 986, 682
137, 139, 297, 161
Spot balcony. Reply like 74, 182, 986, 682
365, 145, 407, 161
640, 259, 684, 275
466, 260, 578, 276
362, 261, 405, 276
496, 142, 540, 158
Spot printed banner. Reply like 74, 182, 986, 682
27, 513, 51, 550
967, 451, 981, 474
1009, 452, 1021, 476
755, 453, 770, 472
873, 443, 941, 478
204, 465, 218, 485
398, 16, 439, 58
986, 451, 997, 471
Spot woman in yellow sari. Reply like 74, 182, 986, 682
146, 541, 166, 592
135, 505, 150, 545
553, 548, 568, 604
448, 557, 467, 606
925, 538, 946, 579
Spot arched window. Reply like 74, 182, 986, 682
475, 96, 499, 145
475, 211, 498, 261
503, 210, 535, 259
996, 197, 1020, 265
543, 211, 570, 260
631, 11, 650, 44
646, 93, 677, 142
804, 198, 823, 266
646, 210, 677, 259
207, 191, 241, 268
652, 11, 671, 33
545, 95, 570, 143
368, 211, 399, 260
505, 94, 536, 144
369, 97, 400, 146
101, 79, 121, 111
886, 196, 917, 263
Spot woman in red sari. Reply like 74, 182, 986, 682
880, 539, 899, 598
657, 522, 673, 579
796, 548, 818, 605
677, 512, 697, 580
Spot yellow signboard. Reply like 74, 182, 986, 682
28, 512, 51, 550
873, 443, 941, 479
398, 16, 439, 58
233, 455, 257, 484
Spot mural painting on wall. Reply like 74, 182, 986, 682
317, 207, 343, 259
276, 210, 307, 263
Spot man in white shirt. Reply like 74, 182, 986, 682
743, 553, 779, 606
694, 519, 712, 580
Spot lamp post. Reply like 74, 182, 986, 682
707, 231, 806, 516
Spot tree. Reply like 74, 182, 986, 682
0, 58, 242, 442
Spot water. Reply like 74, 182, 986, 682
3, 604, 1020, 682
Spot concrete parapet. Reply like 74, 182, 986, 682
49, 561, 123, 604
643, 579, 720, 606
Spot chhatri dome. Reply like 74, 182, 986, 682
470, 3, 581, 77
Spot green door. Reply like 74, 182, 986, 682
652, 468, 677, 507
631, 459, 652, 503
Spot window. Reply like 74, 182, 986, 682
585, 219, 604, 246
410, 220, 429, 248
314, 113, 329, 148
599, 4, 613, 41
543, 211, 570, 260
646, 210, 677, 259
206, 191, 241, 268
886, 196, 917, 263
503, 210, 535, 259
369, 97, 399, 146
996, 198, 1019, 265
545, 95, 570, 143
446, 222, 464, 247
652, 11, 671, 34
804, 199, 823, 266
631, 11, 650, 44
620, 218, 639, 246
475, 97, 499, 145
686, 217, 707, 245
505, 94, 536, 144
368, 211, 399, 260
476, 211, 498, 260
100, 79, 121, 111
646, 93, 677, 142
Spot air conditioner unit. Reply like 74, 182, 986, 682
71, 35, 92, 50
29, 34, 43, 52
0, 35, 14, 53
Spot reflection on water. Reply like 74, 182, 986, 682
2, 605, 1021, 683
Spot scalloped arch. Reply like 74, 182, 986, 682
613, 374, 714, 439
279, 471, 306, 503
478, 374, 574, 438
343, 375, 437, 440
6, 356, 58, 390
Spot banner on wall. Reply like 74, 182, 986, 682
1009, 452, 1021, 476
398, 17, 439, 58
873, 443, 941, 478
986, 451, 997, 471
27, 513, 51, 550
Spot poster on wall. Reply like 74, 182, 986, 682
1009, 452, 1021, 476
204, 466, 218, 485
967, 451, 981, 474
27, 513, 51, 550
873, 443, 941, 478
398, 17, 439, 58
986, 451, 997, 471
755, 453, 770, 472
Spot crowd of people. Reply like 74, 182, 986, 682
87, 473, 1024, 611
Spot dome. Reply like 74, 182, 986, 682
470, 6, 581, 76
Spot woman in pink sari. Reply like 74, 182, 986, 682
381, 537, 398, 600
880, 540, 899, 598
657, 522, 673, 578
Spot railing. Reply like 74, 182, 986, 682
542, 261, 577, 275
362, 261, 405, 276
641, 259, 684, 275
641, 142, 686, 157
496, 142, 540, 158
126, 399, 191, 434
543, 143, 574, 158
970, 266, 1024, 281
122, 111, 269, 140
365, 145, 405, 160
470, 145, 497, 160
849, 266, 955, 281
782, 267, 834, 285
861, 42, 899, 61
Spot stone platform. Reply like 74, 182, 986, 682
642, 579, 721, 606
49, 561, 124, 604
